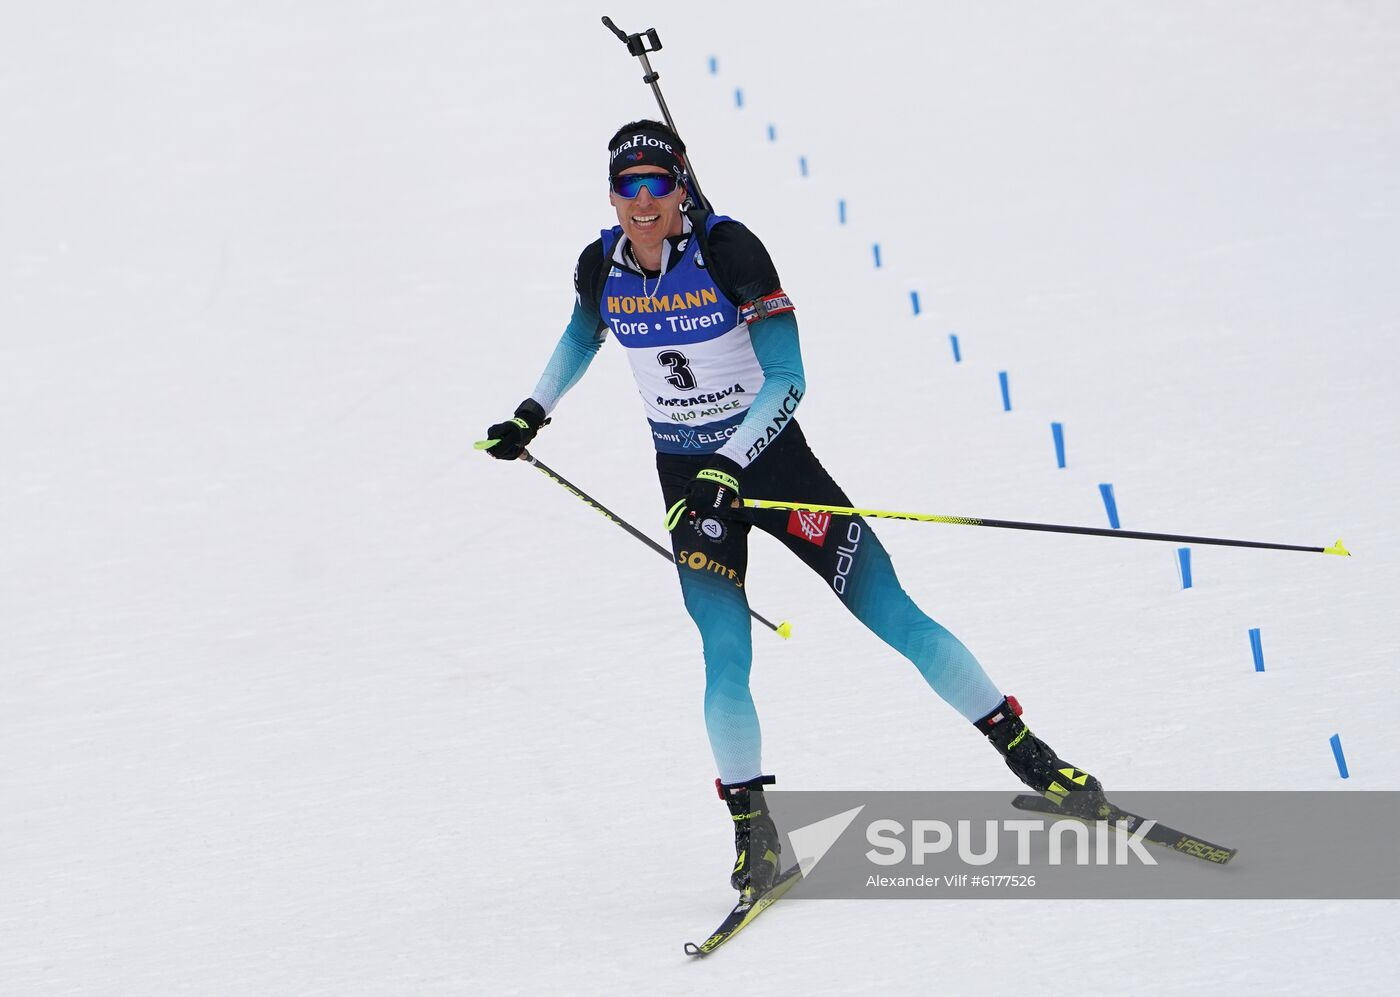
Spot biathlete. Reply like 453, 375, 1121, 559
483, 119, 1108, 901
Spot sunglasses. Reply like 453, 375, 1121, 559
610, 172, 681, 199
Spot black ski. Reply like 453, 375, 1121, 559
1011, 794, 1237, 864
684, 865, 804, 957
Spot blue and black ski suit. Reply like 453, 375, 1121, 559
527, 213, 1003, 783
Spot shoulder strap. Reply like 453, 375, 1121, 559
591, 231, 617, 317
591, 211, 717, 310
687, 206, 714, 268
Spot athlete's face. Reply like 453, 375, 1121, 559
609, 166, 686, 266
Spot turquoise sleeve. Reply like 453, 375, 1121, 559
530, 301, 607, 414
715, 311, 806, 468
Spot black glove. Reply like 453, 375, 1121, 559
665, 455, 745, 533
483, 399, 549, 460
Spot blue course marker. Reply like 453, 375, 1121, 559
872, 242, 881, 268
1330, 734, 1349, 779
1177, 547, 1193, 588
838, 199, 846, 224
767, 124, 776, 141
709, 56, 718, 75
735, 88, 744, 108
1099, 483, 1120, 528
950, 334, 962, 363
799, 155, 808, 177
998, 371, 1011, 411
1249, 628, 1265, 671
910, 291, 921, 316
1051, 422, 1066, 468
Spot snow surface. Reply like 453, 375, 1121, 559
3, 2, 1398, 994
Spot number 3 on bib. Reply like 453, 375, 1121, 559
658, 350, 697, 390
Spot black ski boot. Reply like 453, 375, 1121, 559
718, 776, 781, 898
975, 696, 1110, 820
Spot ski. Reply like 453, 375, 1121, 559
684, 865, 804, 957
1011, 794, 1238, 864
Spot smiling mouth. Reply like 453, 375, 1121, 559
631, 213, 660, 228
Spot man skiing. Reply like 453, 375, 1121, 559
483, 119, 1108, 902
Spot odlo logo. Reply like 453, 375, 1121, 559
831, 521, 862, 595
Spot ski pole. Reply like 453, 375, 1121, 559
743, 498, 1351, 557
600, 15, 713, 213
475, 441, 792, 637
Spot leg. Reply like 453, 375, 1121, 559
743, 424, 1002, 722
744, 424, 1106, 812
659, 454, 782, 894
680, 556, 759, 783
823, 522, 1005, 722
658, 454, 761, 785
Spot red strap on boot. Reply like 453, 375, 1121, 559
716, 775, 777, 799
974, 695, 1024, 735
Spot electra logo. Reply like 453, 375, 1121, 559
831, 521, 862, 595
653, 425, 738, 448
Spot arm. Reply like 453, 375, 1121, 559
531, 238, 609, 414
483, 241, 607, 459
715, 311, 805, 469
530, 299, 608, 415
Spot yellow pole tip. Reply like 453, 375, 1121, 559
1324, 539, 1351, 557
775, 621, 793, 639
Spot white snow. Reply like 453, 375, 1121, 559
3, 2, 1398, 994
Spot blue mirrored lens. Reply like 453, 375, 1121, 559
611, 173, 678, 198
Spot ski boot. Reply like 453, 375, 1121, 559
975, 696, 1110, 820
718, 775, 781, 899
